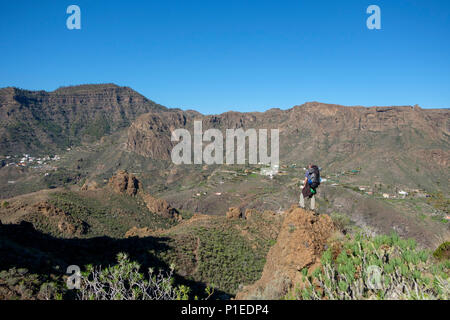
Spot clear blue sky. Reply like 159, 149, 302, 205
1, 0, 449, 114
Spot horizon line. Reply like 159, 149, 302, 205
1, 83, 449, 113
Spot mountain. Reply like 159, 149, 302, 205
126, 102, 450, 192
0, 82, 448, 300
2, 84, 448, 189
0, 84, 448, 247
0, 84, 167, 155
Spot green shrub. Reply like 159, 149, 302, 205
433, 242, 450, 261
289, 233, 449, 300
330, 212, 353, 233
47, 191, 175, 238
77, 253, 196, 300
194, 224, 267, 295
0, 268, 66, 300
426, 192, 450, 214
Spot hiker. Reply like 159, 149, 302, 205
299, 164, 320, 211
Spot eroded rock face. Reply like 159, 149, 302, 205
108, 170, 181, 220
126, 103, 450, 161
108, 170, 141, 196
141, 193, 181, 221
80, 180, 99, 191
126, 111, 194, 160
0, 84, 166, 155
226, 207, 242, 219
244, 208, 259, 220
236, 206, 335, 300
124, 103, 449, 191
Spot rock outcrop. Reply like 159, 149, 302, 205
108, 170, 141, 196
126, 111, 196, 160
141, 193, 181, 221
235, 206, 336, 300
226, 207, 242, 219
108, 170, 181, 220
80, 179, 99, 191
244, 208, 259, 220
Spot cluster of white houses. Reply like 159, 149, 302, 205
2, 154, 61, 168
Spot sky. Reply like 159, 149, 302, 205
0, 0, 449, 114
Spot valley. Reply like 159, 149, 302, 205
0, 84, 448, 300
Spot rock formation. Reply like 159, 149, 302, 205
141, 193, 181, 221
108, 170, 181, 220
226, 207, 242, 219
108, 170, 141, 196
244, 208, 259, 220
236, 206, 336, 299
80, 179, 99, 191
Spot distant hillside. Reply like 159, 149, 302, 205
127, 102, 450, 193
1, 83, 448, 197
0, 84, 167, 155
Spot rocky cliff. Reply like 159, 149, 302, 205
126, 102, 449, 161
125, 101, 450, 190
236, 206, 336, 299
0, 84, 167, 154
1, 84, 448, 191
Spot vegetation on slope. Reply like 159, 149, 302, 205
159, 212, 282, 296
288, 233, 449, 300
0, 205, 281, 299
193, 225, 267, 294
45, 190, 176, 238
77, 253, 192, 300
0, 267, 65, 300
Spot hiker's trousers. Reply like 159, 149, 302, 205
299, 188, 315, 210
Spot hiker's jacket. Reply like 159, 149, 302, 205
305, 168, 315, 186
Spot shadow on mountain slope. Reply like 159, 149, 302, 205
0, 221, 228, 299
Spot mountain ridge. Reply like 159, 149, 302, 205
1, 83, 448, 195
0, 84, 168, 154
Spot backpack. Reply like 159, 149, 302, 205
309, 165, 320, 189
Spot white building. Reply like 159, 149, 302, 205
260, 167, 277, 179
398, 190, 408, 198
260, 164, 279, 179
